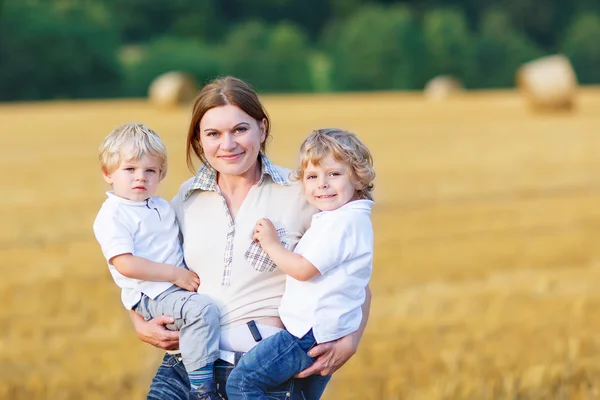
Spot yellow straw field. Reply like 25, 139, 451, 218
3, 88, 600, 399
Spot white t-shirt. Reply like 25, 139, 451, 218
93, 191, 183, 309
279, 199, 374, 343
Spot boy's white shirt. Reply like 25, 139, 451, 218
278, 199, 374, 344
93, 191, 183, 310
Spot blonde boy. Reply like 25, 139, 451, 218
93, 123, 222, 400
226, 128, 375, 399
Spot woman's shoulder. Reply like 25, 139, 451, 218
178, 176, 196, 193
170, 176, 196, 206
263, 161, 292, 184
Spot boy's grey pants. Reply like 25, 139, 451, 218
134, 285, 220, 372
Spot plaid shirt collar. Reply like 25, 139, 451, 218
184, 153, 289, 200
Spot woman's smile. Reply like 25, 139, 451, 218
219, 152, 244, 161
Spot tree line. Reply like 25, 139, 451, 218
1, 0, 600, 101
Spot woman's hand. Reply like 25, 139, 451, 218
129, 310, 180, 350
296, 286, 371, 378
295, 331, 360, 378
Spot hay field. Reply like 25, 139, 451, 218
2, 88, 600, 400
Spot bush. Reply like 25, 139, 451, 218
220, 21, 312, 93
561, 13, 600, 84
328, 5, 429, 91
0, 2, 122, 101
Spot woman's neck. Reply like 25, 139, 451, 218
216, 161, 261, 196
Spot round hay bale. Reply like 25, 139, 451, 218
516, 55, 578, 111
148, 72, 199, 108
424, 75, 464, 101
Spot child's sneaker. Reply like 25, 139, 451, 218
191, 380, 224, 400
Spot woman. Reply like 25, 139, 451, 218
129, 76, 371, 399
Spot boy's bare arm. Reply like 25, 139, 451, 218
253, 218, 320, 281
262, 243, 320, 281
111, 254, 200, 292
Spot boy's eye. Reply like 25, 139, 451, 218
146, 169, 156, 173
306, 175, 316, 180
329, 172, 341, 177
124, 167, 134, 172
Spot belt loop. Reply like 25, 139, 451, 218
234, 351, 244, 366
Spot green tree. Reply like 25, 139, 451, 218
107, 0, 223, 44
328, 5, 429, 91
218, 0, 332, 42
498, 0, 573, 51
422, 8, 475, 86
474, 8, 543, 88
0, 2, 122, 101
220, 21, 312, 92
561, 13, 600, 84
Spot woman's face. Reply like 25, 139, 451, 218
198, 104, 266, 178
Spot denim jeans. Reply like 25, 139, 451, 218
226, 330, 331, 400
135, 286, 220, 372
146, 352, 329, 399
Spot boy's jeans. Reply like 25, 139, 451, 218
226, 329, 331, 399
135, 285, 220, 373
146, 353, 330, 400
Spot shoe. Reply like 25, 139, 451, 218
191, 380, 224, 400
192, 390, 223, 400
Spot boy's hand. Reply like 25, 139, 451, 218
252, 218, 279, 250
170, 268, 200, 292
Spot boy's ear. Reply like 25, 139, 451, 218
102, 169, 113, 185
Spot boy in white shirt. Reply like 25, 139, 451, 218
92, 123, 222, 400
226, 128, 375, 399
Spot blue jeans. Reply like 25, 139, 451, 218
146, 352, 330, 399
226, 330, 331, 400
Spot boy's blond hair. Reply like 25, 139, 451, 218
293, 128, 375, 200
99, 123, 168, 180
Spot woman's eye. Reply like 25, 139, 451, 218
206, 131, 218, 137
235, 127, 248, 133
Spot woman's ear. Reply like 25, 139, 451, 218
259, 118, 267, 143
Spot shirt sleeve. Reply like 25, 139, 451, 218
93, 205, 135, 263
299, 216, 353, 275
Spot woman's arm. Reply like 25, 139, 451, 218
296, 285, 371, 377
129, 310, 181, 350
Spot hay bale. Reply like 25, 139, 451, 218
424, 75, 464, 101
516, 55, 578, 111
148, 72, 199, 108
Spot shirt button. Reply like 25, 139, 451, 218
178, 356, 183, 362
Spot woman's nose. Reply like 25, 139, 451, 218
220, 133, 236, 150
